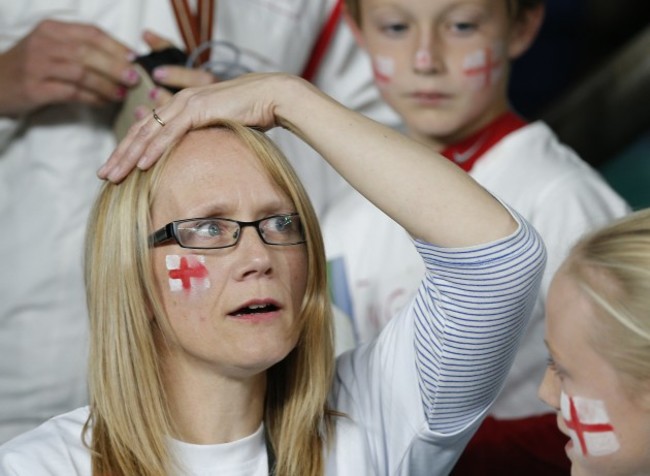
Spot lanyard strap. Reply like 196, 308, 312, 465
170, 0, 215, 65
301, 0, 344, 82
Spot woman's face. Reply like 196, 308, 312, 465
539, 267, 650, 475
150, 129, 307, 380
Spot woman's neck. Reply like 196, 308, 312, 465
162, 357, 267, 445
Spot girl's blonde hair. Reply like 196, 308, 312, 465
566, 208, 650, 398
84, 121, 335, 475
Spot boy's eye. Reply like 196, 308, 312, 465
380, 22, 409, 36
449, 21, 478, 35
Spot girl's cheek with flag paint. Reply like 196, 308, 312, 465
166, 254, 211, 293
561, 390, 621, 458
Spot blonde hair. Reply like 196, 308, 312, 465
84, 121, 335, 475
566, 208, 650, 396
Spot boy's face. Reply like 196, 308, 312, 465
358, 0, 522, 148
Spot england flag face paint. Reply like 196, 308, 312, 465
561, 390, 620, 457
372, 54, 395, 86
462, 43, 504, 91
166, 254, 210, 293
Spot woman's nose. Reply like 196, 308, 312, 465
234, 226, 273, 279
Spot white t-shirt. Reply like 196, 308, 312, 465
323, 121, 630, 417
0, 215, 545, 475
0, 0, 399, 444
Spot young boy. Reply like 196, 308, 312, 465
324, 0, 630, 472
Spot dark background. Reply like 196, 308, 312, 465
508, 0, 650, 209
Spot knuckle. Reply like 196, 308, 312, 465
35, 19, 56, 34
86, 25, 104, 40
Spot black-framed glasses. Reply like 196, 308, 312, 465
149, 213, 305, 250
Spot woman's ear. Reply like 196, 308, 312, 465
507, 3, 545, 60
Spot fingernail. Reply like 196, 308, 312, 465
134, 105, 147, 120
107, 167, 122, 183
126, 51, 137, 62
148, 87, 160, 100
137, 156, 149, 169
116, 86, 127, 100
152, 67, 167, 81
122, 68, 139, 85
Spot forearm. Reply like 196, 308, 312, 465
274, 76, 515, 247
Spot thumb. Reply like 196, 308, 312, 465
142, 29, 176, 51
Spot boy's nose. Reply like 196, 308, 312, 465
413, 31, 441, 74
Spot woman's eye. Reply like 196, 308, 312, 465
195, 221, 223, 237
546, 356, 566, 379
546, 356, 557, 372
271, 216, 293, 232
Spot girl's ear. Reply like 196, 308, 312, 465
507, 3, 545, 60
343, 5, 366, 49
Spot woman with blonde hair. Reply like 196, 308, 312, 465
540, 208, 650, 476
0, 74, 544, 475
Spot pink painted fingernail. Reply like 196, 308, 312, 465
116, 86, 127, 99
122, 68, 139, 85
134, 105, 147, 120
148, 87, 160, 100
152, 67, 167, 81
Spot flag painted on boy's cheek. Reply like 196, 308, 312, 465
561, 391, 620, 457
372, 55, 394, 86
462, 44, 504, 91
166, 254, 210, 292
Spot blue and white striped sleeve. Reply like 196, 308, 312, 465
413, 209, 546, 434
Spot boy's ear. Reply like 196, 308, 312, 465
343, 5, 366, 48
507, 3, 545, 60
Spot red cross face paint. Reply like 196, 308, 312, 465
166, 254, 210, 293
462, 44, 504, 91
561, 390, 620, 457
372, 54, 395, 87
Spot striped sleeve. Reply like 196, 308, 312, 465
412, 210, 546, 433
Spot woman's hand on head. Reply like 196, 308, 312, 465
98, 72, 298, 183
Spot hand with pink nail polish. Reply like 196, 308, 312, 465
0, 19, 138, 117
143, 30, 216, 93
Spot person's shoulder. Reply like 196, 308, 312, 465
0, 407, 90, 475
479, 121, 614, 188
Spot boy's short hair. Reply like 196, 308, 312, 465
345, 0, 544, 26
